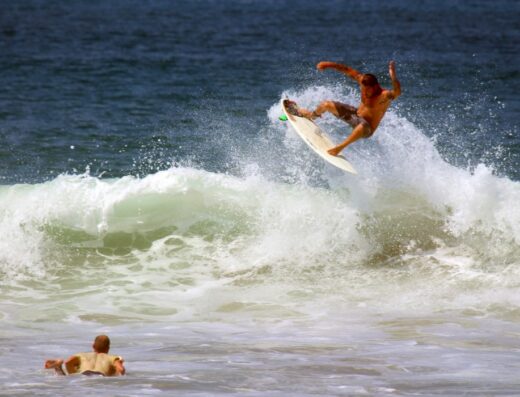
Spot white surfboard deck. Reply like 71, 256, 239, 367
281, 99, 357, 174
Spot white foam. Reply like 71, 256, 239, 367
1, 88, 519, 318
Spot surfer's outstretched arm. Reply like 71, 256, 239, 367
316, 61, 363, 83
45, 355, 80, 375
44, 359, 66, 375
387, 60, 401, 99
114, 358, 126, 375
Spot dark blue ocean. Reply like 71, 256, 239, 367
1, 0, 518, 183
1, 1, 520, 396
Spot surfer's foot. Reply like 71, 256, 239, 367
327, 146, 343, 156
285, 100, 302, 117
286, 100, 318, 120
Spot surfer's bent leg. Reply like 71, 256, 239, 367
305, 101, 372, 156
311, 101, 356, 120
327, 121, 373, 156
299, 101, 355, 121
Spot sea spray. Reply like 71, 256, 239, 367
0, 86, 519, 323
1, 166, 519, 321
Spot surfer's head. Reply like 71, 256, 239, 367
361, 74, 381, 97
93, 335, 110, 353
361, 74, 379, 87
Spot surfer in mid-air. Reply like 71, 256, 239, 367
291, 60, 401, 156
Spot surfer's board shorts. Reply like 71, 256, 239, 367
333, 102, 373, 138
82, 370, 105, 376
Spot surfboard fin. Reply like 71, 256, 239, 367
279, 115, 288, 121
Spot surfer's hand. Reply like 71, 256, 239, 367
389, 61, 397, 79
317, 61, 333, 70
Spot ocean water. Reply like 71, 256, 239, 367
1, 0, 519, 396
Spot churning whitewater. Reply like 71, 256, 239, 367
2, 88, 519, 326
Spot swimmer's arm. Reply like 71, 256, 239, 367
64, 355, 81, 374
114, 357, 126, 375
387, 60, 401, 99
44, 359, 66, 375
317, 61, 362, 83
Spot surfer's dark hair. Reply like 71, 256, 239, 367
93, 335, 110, 353
361, 74, 379, 87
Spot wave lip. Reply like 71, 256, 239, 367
1, 88, 519, 317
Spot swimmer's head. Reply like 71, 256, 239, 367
93, 335, 110, 353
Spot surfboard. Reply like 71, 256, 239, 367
281, 99, 357, 174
